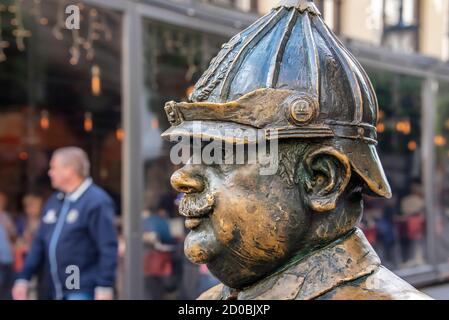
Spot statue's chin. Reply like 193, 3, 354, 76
184, 221, 221, 264
206, 259, 263, 290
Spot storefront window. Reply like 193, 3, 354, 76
435, 80, 449, 265
0, 0, 122, 297
384, 0, 419, 27
0, 0, 123, 204
382, 0, 419, 53
361, 68, 426, 271
141, 19, 226, 300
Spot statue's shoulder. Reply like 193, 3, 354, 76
197, 284, 225, 300
317, 266, 432, 300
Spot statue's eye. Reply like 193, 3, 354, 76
222, 146, 235, 163
218, 146, 235, 173
218, 164, 235, 174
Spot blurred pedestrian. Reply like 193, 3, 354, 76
143, 204, 176, 300
0, 192, 17, 246
0, 191, 15, 300
14, 193, 50, 299
0, 222, 13, 299
12, 147, 118, 300
377, 196, 397, 268
399, 182, 426, 267
16, 194, 43, 255
16, 193, 43, 247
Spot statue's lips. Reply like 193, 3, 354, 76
185, 217, 207, 230
179, 193, 215, 230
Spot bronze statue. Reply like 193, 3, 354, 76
161, 0, 431, 300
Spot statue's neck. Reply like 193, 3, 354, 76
263, 228, 357, 281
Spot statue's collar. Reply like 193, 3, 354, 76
200, 228, 381, 300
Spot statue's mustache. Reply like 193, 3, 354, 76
179, 193, 215, 218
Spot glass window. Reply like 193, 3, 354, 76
360, 68, 427, 271
384, 0, 402, 26
0, 0, 122, 207
384, 0, 419, 27
0, 0, 122, 297
434, 80, 449, 265
141, 19, 227, 300
382, 0, 419, 53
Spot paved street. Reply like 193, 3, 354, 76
422, 283, 449, 300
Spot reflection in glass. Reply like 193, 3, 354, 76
0, 0, 123, 298
435, 81, 449, 265
141, 21, 225, 300
361, 69, 426, 271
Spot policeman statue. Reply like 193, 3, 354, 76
162, 0, 431, 300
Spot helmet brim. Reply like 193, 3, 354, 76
162, 121, 392, 199
337, 139, 392, 199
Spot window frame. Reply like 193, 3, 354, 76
382, 0, 421, 52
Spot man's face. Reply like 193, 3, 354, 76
171, 147, 311, 288
23, 196, 43, 218
48, 155, 75, 191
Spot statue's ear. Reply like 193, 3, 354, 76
302, 146, 352, 213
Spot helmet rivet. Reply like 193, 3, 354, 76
358, 127, 365, 137
165, 102, 180, 125
288, 96, 317, 125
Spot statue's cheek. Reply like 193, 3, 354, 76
184, 221, 221, 264
213, 199, 290, 262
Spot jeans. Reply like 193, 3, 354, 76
0, 264, 13, 300
64, 292, 94, 300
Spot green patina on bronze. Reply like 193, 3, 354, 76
161, 0, 431, 300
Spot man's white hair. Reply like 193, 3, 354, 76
53, 147, 90, 178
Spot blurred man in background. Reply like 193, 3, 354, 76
14, 193, 50, 299
0, 222, 13, 299
0, 192, 16, 250
143, 204, 176, 300
16, 194, 43, 245
12, 147, 118, 300
0, 191, 15, 299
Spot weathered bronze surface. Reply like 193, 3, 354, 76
162, 0, 431, 300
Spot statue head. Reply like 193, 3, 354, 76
162, 0, 391, 289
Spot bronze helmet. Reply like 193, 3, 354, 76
162, 0, 392, 199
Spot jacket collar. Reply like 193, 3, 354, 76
213, 228, 381, 300
58, 178, 93, 203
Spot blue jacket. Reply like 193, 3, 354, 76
0, 223, 13, 265
18, 179, 118, 299
143, 215, 174, 245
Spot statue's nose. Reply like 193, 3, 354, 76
171, 167, 205, 194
